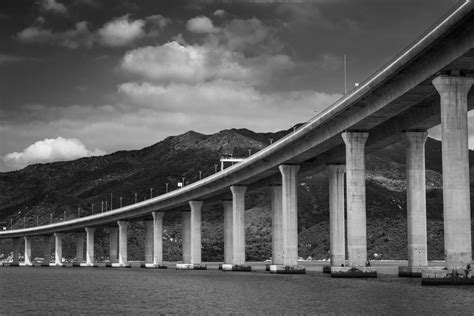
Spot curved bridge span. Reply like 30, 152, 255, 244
2, 1, 474, 282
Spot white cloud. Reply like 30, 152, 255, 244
17, 21, 93, 49
40, 0, 67, 14
97, 15, 145, 47
213, 10, 226, 17
186, 16, 219, 34
121, 41, 249, 84
3, 137, 105, 170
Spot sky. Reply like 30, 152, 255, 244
0, 0, 465, 171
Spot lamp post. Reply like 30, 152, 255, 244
101, 201, 104, 213
91, 204, 94, 215
199, 171, 202, 180
50, 213, 53, 223
134, 192, 137, 204
182, 177, 185, 187
150, 188, 153, 199
120, 197, 123, 208
110, 192, 113, 210
105, 201, 108, 211
166, 183, 169, 193
64, 210, 66, 221
248, 149, 252, 156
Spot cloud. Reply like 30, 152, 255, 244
17, 21, 93, 49
97, 14, 146, 47
213, 9, 226, 17
186, 16, 219, 34
17, 14, 169, 49
121, 41, 294, 87
40, 0, 67, 14
3, 137, 105, 170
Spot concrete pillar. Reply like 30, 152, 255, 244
42, 236, 51, 266
76, 234, 84, 263
270, 185, 284, 265
279, 165, 300, 266
12, 238, 20, 266
328, 164, 346, 267
189, 201, 203, 264
109, 227, 118, 264
152, 211, 164, 265
404, 131, 428, 268
117, 221, 129, 265
223, 200, 233, 264
230, 186, 247, 265
54, 233, 63, 265
144, 220, 154, 264
24, 236, 32, 266
85, 227, 95, 266
433, 75, 474, 270
342, 131, 369, 267
182, 212, 191, 264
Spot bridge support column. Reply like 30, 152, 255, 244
181, 212, 191, 265
116, 221, 130, 267
422, 75, 474, 284
223, 200, 233, 265
271, 185, 284, 267
109, 227, 118, 265
10, 238, 20, 266
84, 227, 96, 267
326, 164, 346, 273
24, 236, 32, 266
144, 220, 154, 264
146, 211, 166, 268
222, 186, 251, 271
54, 233, 64, 266
333, 132, 376, 278
399, 131, 428, 278
269, 165, 305, 274
42, 236, 51, 267
75, 233, 84, 266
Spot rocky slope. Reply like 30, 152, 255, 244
0, 128, 472, 262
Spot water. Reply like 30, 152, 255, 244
1, 265, 474, 314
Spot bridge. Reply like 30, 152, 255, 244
1, 1, 474, 284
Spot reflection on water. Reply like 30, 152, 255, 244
1, 266, 473, 314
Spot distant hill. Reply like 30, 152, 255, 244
0, 128, 472, 262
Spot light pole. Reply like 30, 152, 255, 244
50, 213, 53, 223
134, 192, 138, 203
91, 204, 95, 215
199, 171, 202, 180
150, 188, 153, 199
101, 201, 104, 213
63, 210, 66, 221
105, 201, 108, 211
166, 183, 169, 193
248, 149, 252, 156
214, 164, 218, 173
120, 197, 123, 208
110, 192, 113, 210
182, 177, 185, 187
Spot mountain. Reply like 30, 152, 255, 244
0, 128, 472, 262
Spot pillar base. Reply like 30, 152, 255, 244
323, 265, 331, 274
50, 263, 65, 267
145, 263, 168, 269
3, 263, 20, 267
269, 264, 305, 274
80, 263, 98, 267
421, 268, 474, 285
222, 264, 252, 272
399, 266, 427, 278
111, 263, 131, 268
23, 263, 33, 267
176, 263, 207, 270
331, 266, 377, 278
